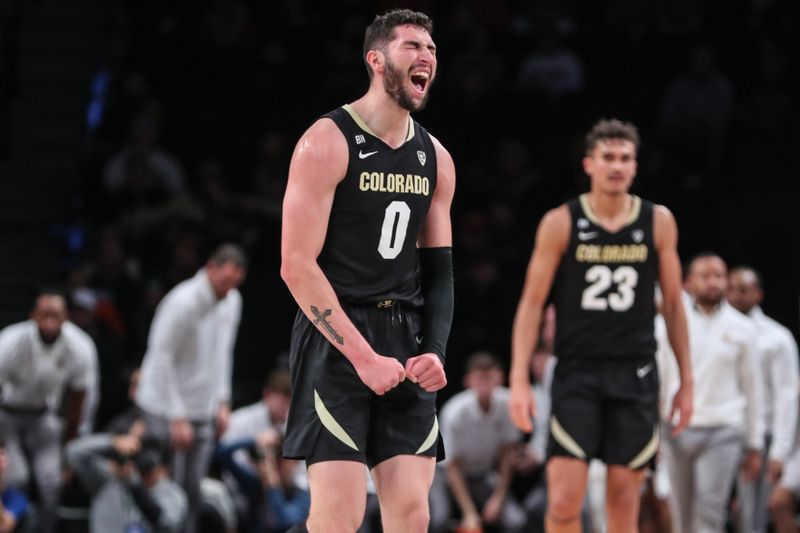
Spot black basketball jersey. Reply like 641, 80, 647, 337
317, 105, 437, 305
552, 195, 658, 360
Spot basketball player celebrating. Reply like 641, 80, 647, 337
509, 119, 693, 532
280, 9, 455, 533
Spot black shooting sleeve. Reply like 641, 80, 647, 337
418, 247, 454, 363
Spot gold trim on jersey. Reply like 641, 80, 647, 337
416, 415, 439, 454
627, 426, 659, 469
314, 389, 359, 451
579, 194, 641, 228
550, 416, 587, 459
342, 104, 415, 142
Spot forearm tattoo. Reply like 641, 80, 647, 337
311, 305, 344, 345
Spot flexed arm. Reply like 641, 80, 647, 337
281, 119, 405, 395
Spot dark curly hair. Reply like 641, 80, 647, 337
363, 9, 433, 79
585, 118, 640, 155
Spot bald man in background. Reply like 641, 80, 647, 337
727, 267, 799, 533
0, 289, 97, 532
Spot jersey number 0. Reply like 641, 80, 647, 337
378, 201, 411, 259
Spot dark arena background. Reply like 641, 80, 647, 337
1, 0, 797, 451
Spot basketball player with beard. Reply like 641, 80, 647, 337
280, 10, 455, 533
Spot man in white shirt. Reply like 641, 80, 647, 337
0, 289, 97, 532
219, 366, 309, 519
221, 367, 292, 445
657, 253, 764, 533
136, 243, 246, 533
437, 352, 525, 533
727, 266, 800, 533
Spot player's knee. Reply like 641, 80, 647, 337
547, 488, 584, 521
382, 496, 430, 532
605, 482, 641, 509
402, 504, 430, 532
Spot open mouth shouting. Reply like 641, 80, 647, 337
410, 70, 430, 95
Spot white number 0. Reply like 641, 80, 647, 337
378, 201, 411, 259
580, 265, 638, 311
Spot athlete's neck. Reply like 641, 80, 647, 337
586, 192, 632, 231
350, 92, 411, 149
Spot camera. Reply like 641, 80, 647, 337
134, 449, 161, 475
248, 444, 272, 462
105, 448, 134, 466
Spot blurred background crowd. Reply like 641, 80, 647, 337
0, 0, 797, 531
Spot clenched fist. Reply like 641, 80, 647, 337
356, 354, 406, 395
406, 353, 447, 392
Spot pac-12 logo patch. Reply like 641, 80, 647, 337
632, 229, 644, 243
417, 150, 426, 166
577, 218, 590, 229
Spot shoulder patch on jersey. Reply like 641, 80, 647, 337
355, 134, 365, 145
632, 229, 644, 243
417, 151, 426, 166
577, 218, 590, 229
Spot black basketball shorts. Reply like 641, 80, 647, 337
548, 356, 660, 469
282, 301, 443, 469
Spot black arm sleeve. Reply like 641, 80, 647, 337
419, 247, 454, 363
129, 482, 163, 526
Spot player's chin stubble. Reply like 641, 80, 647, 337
383, 59, 430, 112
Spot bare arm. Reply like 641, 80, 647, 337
508, 206, 569, 432
653, 205, 693, 434
280, 119, 404, 395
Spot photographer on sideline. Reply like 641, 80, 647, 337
65, 433, 187, 532
216, 429, 309, 533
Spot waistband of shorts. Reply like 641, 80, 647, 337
343, 298, 420, 311
0, 404, 50, 416
557, 352, 655, 368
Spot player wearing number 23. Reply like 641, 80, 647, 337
279, 10, 455, 533
508, 119, 694, 533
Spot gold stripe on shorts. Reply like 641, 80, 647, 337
314, 389, 359, 451
416, 415, 439, 454
627, 426, 659, 469
551, 415, 587, 459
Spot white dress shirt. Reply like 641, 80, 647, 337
657, 297, 765, 449
748, 306, 800, 462
220, 401, 274, 443
136, 269, 241, 421
439, 386, 521, 476
0, 320, 96, 410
